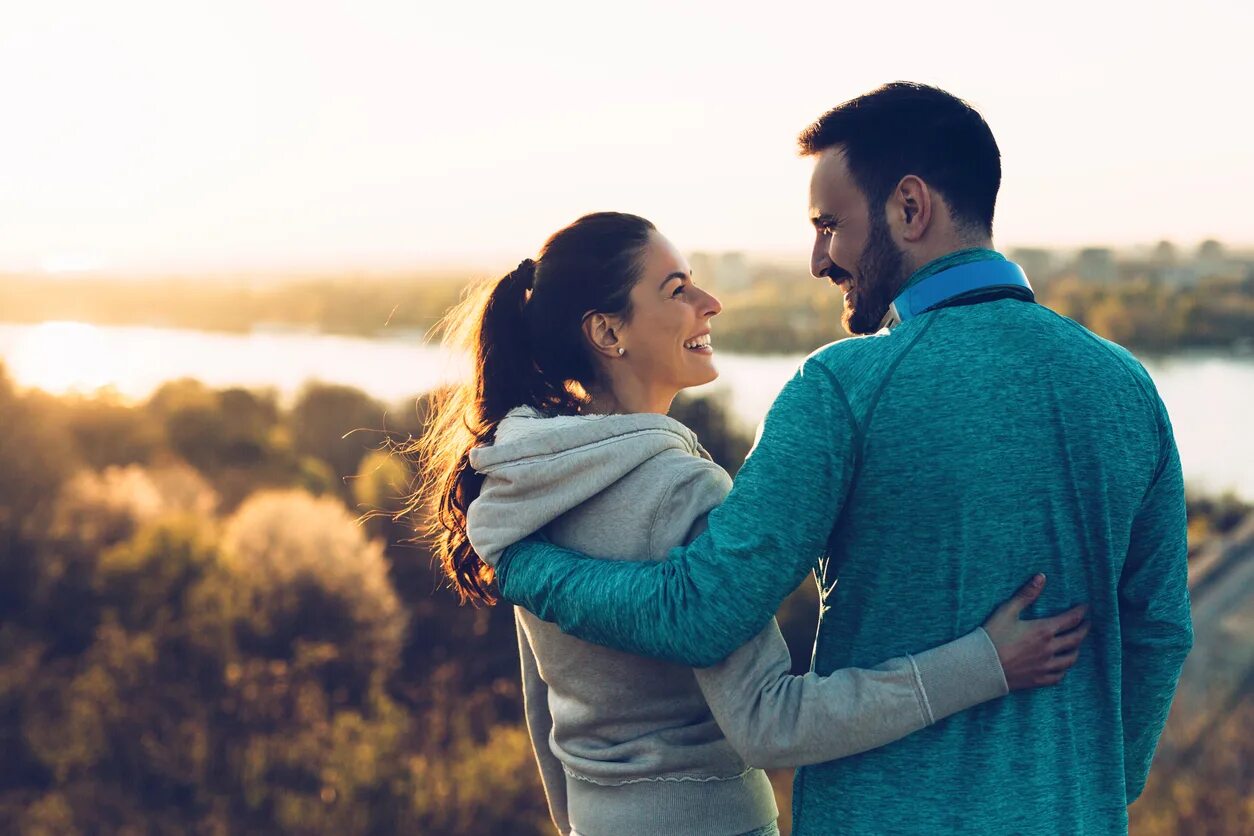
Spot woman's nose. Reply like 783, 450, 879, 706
703, 289, 722, 317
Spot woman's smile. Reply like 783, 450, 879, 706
683, 332, 713, 354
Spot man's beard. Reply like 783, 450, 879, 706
843, 214, 910, 335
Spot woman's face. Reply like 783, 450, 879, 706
616, 230, 723, 392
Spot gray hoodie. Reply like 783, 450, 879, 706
467, 407, 1008, 836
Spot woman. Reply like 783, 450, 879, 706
418, 213, 1087, 836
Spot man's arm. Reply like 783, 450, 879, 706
1120, 405, 1193, 803
494, 358, 858, 666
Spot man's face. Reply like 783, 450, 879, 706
809, 147, 910, 334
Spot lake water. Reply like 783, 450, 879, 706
1, 321, 1251, 500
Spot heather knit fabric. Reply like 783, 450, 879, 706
496, 253, 1193, 834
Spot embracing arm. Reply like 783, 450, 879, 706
495, 360, 856, 666
1119, 408, 1193, 803
698, 589, 1090, 769
696, 618, 1006, 768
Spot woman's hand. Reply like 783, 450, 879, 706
982, 574, 1090, 691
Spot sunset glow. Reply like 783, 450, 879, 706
3, 321, 119, 395
1, 1, 1250, 274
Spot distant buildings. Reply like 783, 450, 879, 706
1197, 239, 1225, 263
1149, 239, 1245, 286
687, 251, 751, 291
1195, 240, 1230, 281
716, 253, 750, 291
1076, 248, 1118, 283
1152, 240, 1178, 267
685, 240, 1252, 292
688, 252, 714, 285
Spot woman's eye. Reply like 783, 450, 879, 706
671, 284, 686, 297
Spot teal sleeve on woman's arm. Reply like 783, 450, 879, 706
496, 359, 859, 667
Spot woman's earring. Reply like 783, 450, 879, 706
617, 347, 625, 356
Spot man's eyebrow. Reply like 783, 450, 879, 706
658, 271, 688, 289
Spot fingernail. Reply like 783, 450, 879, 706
1033, 574, 1045, 587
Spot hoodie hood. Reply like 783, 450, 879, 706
466, 406, 707, 566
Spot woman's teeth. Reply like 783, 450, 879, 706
683, 335, 712, 351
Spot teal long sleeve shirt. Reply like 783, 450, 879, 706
494, 258, 1193, 834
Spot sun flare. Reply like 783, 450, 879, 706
5, 320, 119, 396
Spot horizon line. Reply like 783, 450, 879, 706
4, 237, 1253, 281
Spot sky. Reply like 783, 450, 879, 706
1, 0, 1251, 275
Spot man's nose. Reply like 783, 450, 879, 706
811, 238, 832, 278
811, 255, 833, 279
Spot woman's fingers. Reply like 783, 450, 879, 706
1048, 619, 1091, 655
1042, 603, 1088, 634
1033, 616, 1090, 682
1045, 648, 1080, 673
984, 578, 1093, 691
1003, 573, 1047, 618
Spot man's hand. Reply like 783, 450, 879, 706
983, 574, 1090, 690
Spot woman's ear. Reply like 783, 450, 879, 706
582, 312, 625, 360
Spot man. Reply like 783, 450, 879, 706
489, 83, 1193, 833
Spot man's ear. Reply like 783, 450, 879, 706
582, 311, 624, 360
890, 175, 933, 243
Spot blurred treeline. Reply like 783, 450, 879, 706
707, 267, 1254, 354
1037, 272, 1254, 354
3, 266, 1252, 355
0, 275, 466, 341
0, 361, 806, 834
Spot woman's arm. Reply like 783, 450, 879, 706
694, 616, 1003, 768
515, 609, 571, 835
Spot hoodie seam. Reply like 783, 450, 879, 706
494, 409, 695, 441
905, 654, 935, 725
563, 763, 758, 786
649, 469, 689, 555
477, 428, 697, 474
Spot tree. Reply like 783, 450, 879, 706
220, 490, 406, 694
144, 380, 305, 510
60, 394, 164, 471
289, 384, 389, 500
0, 364, 79, 541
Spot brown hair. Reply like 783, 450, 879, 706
798, 82, 1001, 237
404, 212, 656, 605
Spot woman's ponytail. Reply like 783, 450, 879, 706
477, 259, 552, 417
405, 212, 656, 605
406, 261, 546, 605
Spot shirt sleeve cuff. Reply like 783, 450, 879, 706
909, 627, 1009, 724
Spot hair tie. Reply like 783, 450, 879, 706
513, 258, 537, 292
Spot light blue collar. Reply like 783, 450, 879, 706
891, 259, 1033, 324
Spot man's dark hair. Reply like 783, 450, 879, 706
798, 82, 1001, 237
